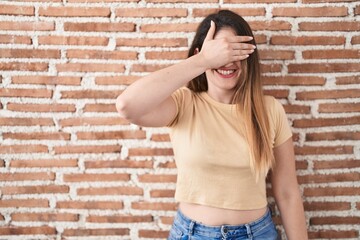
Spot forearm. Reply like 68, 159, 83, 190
116, 54, 206, 118
276, 192, 308, 240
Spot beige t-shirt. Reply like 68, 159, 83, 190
167, 87, 292, 210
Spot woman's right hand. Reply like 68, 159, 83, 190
199, 21, 256, 70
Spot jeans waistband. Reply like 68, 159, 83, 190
173, 206, 274, 238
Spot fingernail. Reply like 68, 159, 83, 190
253, 45, 256, 49
249, 36, 253, 40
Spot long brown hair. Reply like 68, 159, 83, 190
188, 10, 273, 181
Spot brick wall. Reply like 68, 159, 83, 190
0, 0, 359, 239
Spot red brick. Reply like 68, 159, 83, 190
63, 228, 130, 236
138, 174, 177, 183
95, 76, 139, 85
77, 130, 146, 140
158, 161, 176, 168
224, 0, 295, 2
0, 145, 48, 154
273, 7, 348, 17
87, 215, 153, 223
56, 63, 125, 73
352, 36, 360, 44
314, 160, 360, 170
302, 50, 360, 59
0, 226, 56, 235
304, 202, 350, 211
0, 199, 49, 208
311, 216, 360, 225
307, 132, 360, 141
308, 230, 359, 239
0, 5, 34, 16
259, 50, 295, 60
64, 22, 135, 32
262, 76, 325, 86
0, 88, 52, 98
0, 172, 54, 181
59, 117, 129, 127
294, 116, 360, 128
303, 0, 355, 2
336, 76, 360, 85
116, 8, 187, 17
0, 160, 4, 167
39, 36, 109, 46
147, 0, 217, 2
271, 36, 345, 45
139, 230, 169, 238
1, 185, 69, 195
0, 117, 54, 126
12, 213, 78, 222
63, 173, 130, 182
54, 145, 120, 154
299, 21, 360, 31
288, 63, 360, 73
192, 8, 265, 17
60, 90, 121, 99
132, 202, 177, 211
0, 62, 48, 71
355, 5, 360, 15
150, 189, 175, 198
295, 146, 352, 155
260, 63, 282, 73
68, 0, 138, 2
283, 105, 311, 114
145, 51, 188, 60
0, 49, 60, 59
151, 133, 171, 142
7, 103, 76, 113
39, 6, 110, 17
57, 201, 123, 210
0, 35, 31, 44
0, 21, 54, 31
249, 21, 292, 31
85, 159, 153, 169
128, 148, 174, 156
255, 34, 267, 44
12, 76, 81, 85
117, 38, 187, 47
263, 89, 289, 99
319, 103, 360, 113
10, 159, 78, 168
84, 103, 116, 112
141, 23, 197, 32
131, 64, 171, 73
77, 186, 143, 196
298, 173, 359, 184
296, 90, 360, 100
304, 187, 360, 197
67, 49, 137, 60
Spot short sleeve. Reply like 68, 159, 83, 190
272, 98, 293, 147
166, 87, 192, 127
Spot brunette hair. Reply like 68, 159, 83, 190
188, 10, 273, 181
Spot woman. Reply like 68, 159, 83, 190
116, 10, 308, 240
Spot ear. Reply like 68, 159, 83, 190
194, 48, 199, 55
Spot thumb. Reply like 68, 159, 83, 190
204, 20, 215, 42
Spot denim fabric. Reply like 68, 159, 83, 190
168, 206, 279, 240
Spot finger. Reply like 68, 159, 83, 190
232, 54, 250, 61
231, 43, 256, 50
228, 35, 254, 43
204, 20, 216, 42
233, 49, 255, 56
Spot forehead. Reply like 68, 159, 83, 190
214, 27, 237, 39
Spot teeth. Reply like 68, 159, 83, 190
217, 69, 235, 75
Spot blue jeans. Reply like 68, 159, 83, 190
168, 206, 278, 240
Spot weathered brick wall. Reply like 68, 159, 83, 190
0, 0, 359, 239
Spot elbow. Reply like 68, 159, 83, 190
116, 95, 131, 120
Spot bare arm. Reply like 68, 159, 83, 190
116, 21, 255, 127
271, 138, 308, 240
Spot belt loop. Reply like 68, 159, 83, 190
245, 224, 253, 239
188, 221, 195, 236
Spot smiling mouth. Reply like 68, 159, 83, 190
216, 69, 237, 78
